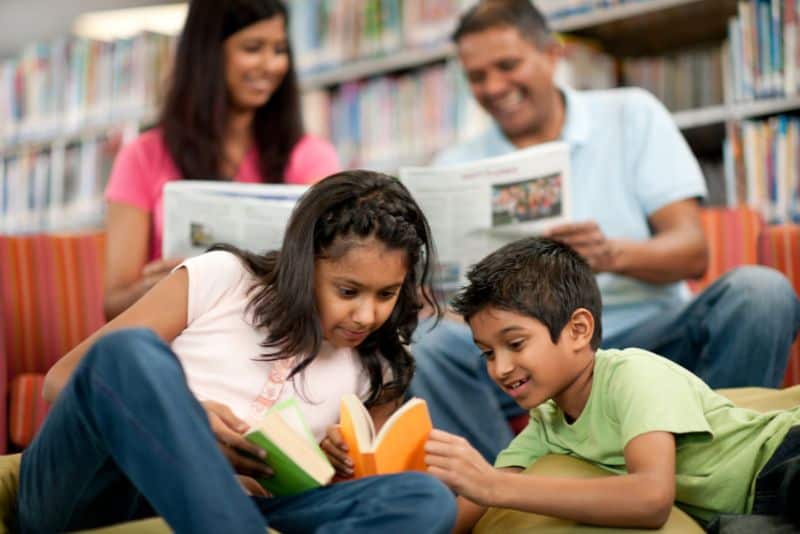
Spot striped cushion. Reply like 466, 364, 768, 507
8, 374, 48, 448
0, 232, 105, 451
689, 207, 763, 293
758, 225, 800, 387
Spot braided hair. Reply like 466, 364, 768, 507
212, 170, 440, 406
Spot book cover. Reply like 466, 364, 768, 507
245, 398, 334, 497
339, 394, 432, 478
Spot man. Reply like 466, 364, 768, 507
410, 0, 800, 462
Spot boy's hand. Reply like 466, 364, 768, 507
202, 400, 273, 479
425, 429, 500, 506
320, 424, 354, 479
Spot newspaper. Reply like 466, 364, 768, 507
399, 141, 570, 294
162, 180, 308, 258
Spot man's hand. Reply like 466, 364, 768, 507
202, 400, 273, 479
544, 221, 618, 272
320, 424, 354, 479
425, 429, 501, 506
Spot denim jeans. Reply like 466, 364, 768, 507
706, 425, 800, 533
410, 266, 800, 461
18, 328, 456, 534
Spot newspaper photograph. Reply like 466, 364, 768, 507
400, 141, 570, 294
162, 180, 308, 258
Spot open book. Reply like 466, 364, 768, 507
162, 180, 308, 258
244, 399, 334, 496
400, 141, 570, 296
339, 394, 432, 478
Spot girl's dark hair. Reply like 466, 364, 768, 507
451, 237, 602, 350
160, 0, 303, 183
213, 171, 440, 406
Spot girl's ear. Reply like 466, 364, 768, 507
567, 308, 594, 350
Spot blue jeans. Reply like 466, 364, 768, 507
18, 328, 456, 534
410, 266, 800, 461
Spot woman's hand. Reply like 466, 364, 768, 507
320, 424, 354, 479
202, 400, 273, 479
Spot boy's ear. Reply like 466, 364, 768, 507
567, 308, 594, 349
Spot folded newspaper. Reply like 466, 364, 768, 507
162, 181, 308, 258
399, 141, 570, 294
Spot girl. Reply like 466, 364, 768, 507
103, 0, 341, 319
18, 171, 456, 534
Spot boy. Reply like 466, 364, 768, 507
425, 237, 800, 532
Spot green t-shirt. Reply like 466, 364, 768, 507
494, 348, 800, 522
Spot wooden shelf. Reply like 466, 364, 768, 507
673, 97, 800, 130
299, 0, 725, 90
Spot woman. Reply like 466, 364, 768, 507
103, 0, 340, 319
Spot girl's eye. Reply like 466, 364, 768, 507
338, 287, 357, 298
480, 350, 494, 361
378, 290, 399, 300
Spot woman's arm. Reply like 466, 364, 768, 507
103, 202, 184, 319
426, 429, 676, 529
44, 267, 189, 402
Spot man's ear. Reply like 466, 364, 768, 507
567, 308, 594, 349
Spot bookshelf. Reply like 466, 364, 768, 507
1, 0, 799, 234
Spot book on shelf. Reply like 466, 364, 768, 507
245, 398, 335, 496
339, 394, 432, 478
161, 180, 308, 258
399, 141, 571, 294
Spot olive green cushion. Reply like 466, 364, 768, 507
474, 385, 800, 534
1, 386, 797, 533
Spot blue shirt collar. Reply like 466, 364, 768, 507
559, 86, 591, 147
486, 85, 591, 149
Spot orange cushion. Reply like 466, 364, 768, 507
9, 374, 49, 448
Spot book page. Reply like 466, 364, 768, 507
400, 141, 571, 296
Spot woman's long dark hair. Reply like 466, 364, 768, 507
213, 171, 441, 406
160, 0, 303, 182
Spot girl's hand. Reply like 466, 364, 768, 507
425, 429, 500, 506
202, 400, 273, 479
320, 424, 354, 479
237, 475, 270, 497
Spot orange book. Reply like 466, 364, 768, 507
339, 394, 432, 478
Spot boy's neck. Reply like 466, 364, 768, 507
553, 351, 595, 423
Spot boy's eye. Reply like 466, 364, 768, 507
508, 339, 525, 351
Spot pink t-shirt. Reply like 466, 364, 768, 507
174, 250, 371, 440
105, 128, 340, 261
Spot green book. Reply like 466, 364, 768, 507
245, 399, 334, 497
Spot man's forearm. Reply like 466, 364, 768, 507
609, 232, 707, 284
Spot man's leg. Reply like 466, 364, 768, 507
410, 318, 515, 461
604, 266, 800, 388
18, 328, 266, 534
256, 472, 456, 534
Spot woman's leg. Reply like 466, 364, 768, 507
18, 328, 266, 534
255, 472, 457, 534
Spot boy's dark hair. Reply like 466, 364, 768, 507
160, 0, 303, 183
453, 0, 555, 48
451, 237, 602, 349
213, 171, 440, 406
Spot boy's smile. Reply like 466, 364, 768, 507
468, 306, 595, 418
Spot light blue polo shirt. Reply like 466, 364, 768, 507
435, 87, 707, 339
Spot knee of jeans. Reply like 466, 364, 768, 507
398, 472, 457, 522
725, 266, 797, 313
82, 328, 177, 379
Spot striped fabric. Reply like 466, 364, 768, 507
0, 232, 105, 451
758, 225, 800, 387
688, 207, 763, 293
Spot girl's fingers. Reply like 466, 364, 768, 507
237, 475, 269, 497
224, 446, 274, 478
